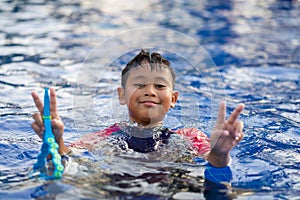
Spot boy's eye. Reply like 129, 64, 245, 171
155, 84, 166, 89
135, 84, 145, 88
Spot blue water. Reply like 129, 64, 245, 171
0, 0, 300, 199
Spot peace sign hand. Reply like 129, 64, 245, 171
207, 102, 245, 167
31, 88, 65, 153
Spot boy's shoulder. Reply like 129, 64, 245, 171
173, 127, 207, 138
173, 127, 210, 156
68, 124, 121, 149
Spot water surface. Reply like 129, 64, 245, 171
0, 0, 299, 199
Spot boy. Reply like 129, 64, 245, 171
31, 49, 244, 168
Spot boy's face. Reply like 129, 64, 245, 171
117, 64, 178, 127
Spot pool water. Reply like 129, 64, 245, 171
0, 0, 300, 199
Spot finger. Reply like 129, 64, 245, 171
216, 101, 226, 125
227, 103, 245, 125
235, 121, 244, 133
32, 113, 44, 128
31, 91, 43, 114
232, 121, 244, 143
52, 118, 64, 129
31, 122, 43, 138
49, 88, 58, 118
233, 132, 244, 145
51, 118, 64, 135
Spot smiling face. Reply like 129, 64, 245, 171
117, 64, 179, 127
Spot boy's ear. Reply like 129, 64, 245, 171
117, 87, 126, 105
170, 91, 179, 108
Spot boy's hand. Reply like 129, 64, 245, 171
207, 102, 245, 167
31, 88, 67, 154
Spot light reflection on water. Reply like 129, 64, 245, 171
0, 0, 299, 199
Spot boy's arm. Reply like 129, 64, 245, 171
31, 88, 69, 155
206, 102, 245, 167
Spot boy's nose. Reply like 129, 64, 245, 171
145, 85, 156, 97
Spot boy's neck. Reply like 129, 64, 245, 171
129, 120, 163, 128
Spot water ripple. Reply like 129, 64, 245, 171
0, 0, 299, 199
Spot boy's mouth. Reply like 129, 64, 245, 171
140, 100, 158, 106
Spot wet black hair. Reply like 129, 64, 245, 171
121, 49, 176, 89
